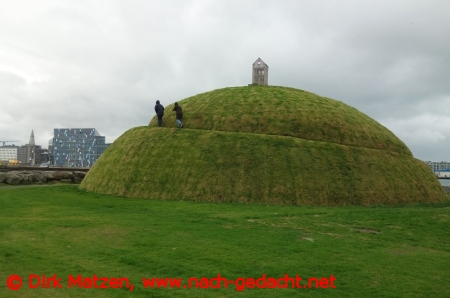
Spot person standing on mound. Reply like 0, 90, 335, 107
173, 102, 183, 128
155, 100, 165, 127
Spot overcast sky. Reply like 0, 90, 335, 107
1, 0, 449, 161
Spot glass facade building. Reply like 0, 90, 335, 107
52, 128, 110, 167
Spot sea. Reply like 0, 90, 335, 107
438, 179, 450, 186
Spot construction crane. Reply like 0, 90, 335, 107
0, 140, 20, 146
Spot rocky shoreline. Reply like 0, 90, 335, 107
0, 170, 86, 185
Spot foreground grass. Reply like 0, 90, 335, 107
1, 186, 450, 297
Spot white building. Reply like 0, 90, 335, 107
436, 169, 450, 178
425, 161, 450, 173
0, 146, 18, 163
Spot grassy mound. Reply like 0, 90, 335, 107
81, 126, 445, 205
81, 86, 446, 205
149, 86, 411, 155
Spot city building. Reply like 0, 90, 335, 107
0, 145, 18, 164
436, 169, 450, 178
17, 130, 41, 165
40, 149, 49, 164
48, 139, 54, 165
251, 57, 269, 86
52, 128, 110, 167
425, 161, 450, 173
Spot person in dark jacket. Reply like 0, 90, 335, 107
173, 102, 183, 128
154, 100, 165, 127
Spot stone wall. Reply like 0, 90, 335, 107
0, 170, 86, 185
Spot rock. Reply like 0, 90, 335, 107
72, 177, 84, 184
444, 186, 450, 194
0, 169, 89, 186
30, 173, 37, 182
0, 172, 5, 183
73, 171, 86, 178
44, 171, 56, 181
34, 172, 46, 182
54, 171, 74, 180
18, 172, 35, 182
53, 171, 65, 180
5, 172, 23, 185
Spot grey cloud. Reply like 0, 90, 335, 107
1, 0, 449, 161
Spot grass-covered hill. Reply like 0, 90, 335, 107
80, 86, 446, 205
149, 86, 412, 155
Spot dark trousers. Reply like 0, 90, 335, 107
157, 114, 163, 127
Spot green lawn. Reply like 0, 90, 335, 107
1, 185, 449, 297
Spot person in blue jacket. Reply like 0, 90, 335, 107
154, 100, 165, 127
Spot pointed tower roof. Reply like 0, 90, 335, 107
252, 57, 269, 68
29, 130, 35, 146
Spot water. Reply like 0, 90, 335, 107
438, 179, 450, 187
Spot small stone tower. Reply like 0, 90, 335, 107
252, 57, 269, 85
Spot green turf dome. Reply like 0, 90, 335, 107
80, 86, 446, 205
